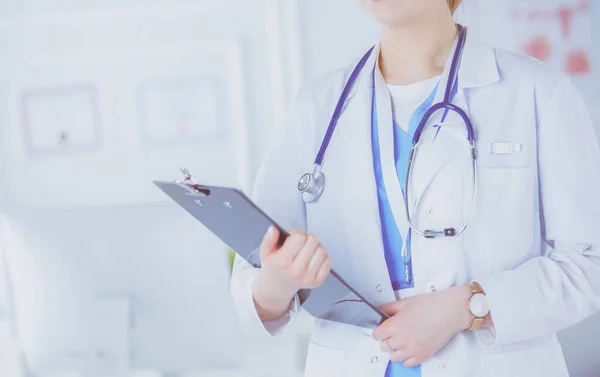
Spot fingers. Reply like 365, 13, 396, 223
380, 338, 394, 353
373, 316, 395, 341
259, 226, 279, 262
260, 227, 308, 265
402, 357, 421, 368
315, 256, 331, 283
378, 301, 401, 317
292, 233, 320, 268
373, 301, 404, 341
390, 352, 418, 367
306, 246, 328, 280
263, 230, 305, 269
281, 229, 308, 261
289, 228, 303, 237
389, 349, 411, 363
381, 339, 421, 368
379, 334, 423, 368
262, 229, 329, 289
373, 329, 386, 342
379, 336, 402, 354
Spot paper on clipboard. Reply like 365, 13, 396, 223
153, 169, 389, 328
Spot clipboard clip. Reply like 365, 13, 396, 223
179, 168, 196, 185
177, 168, 211, 197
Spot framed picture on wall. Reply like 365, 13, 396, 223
136, 76, 227, 146
20, 84, 103, 158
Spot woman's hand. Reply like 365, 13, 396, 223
373, 286, 474, 367
252, 226, 331, 321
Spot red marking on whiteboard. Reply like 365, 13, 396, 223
511, 0, 589, 39
511, 0, 591, 75
523, 36, 552, 62
566, 50, 591, 74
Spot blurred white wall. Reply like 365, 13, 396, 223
0, 0, 280, 210
0, 0, 598, 376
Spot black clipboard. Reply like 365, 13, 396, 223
153, 169, 389, 323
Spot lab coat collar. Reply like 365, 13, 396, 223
346, 26, 500, 99
458, 31, 500, 88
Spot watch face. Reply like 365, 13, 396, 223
469, 293, 490, 318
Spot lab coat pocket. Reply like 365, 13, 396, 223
304, 341, 346, 377
463, 165, 536, 273
482, 341, 569, 377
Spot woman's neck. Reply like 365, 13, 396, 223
379, 15, 458, 86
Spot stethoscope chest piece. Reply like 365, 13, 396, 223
298, 166, 326, 203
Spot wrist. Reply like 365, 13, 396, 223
254, 270, 298, 300
252, 291, 294, 322
252, 272, 297, 321
455, 285, 476, 332
463, 283, 491, 331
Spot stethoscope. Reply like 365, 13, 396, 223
297, 26, 477, 239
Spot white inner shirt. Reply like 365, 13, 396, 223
387, 75, 441, 133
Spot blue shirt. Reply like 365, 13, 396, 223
371, 86, 437, 377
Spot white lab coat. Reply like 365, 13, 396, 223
231, 32, 600, 377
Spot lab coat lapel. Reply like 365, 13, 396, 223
408, 91, 471, 216
373, 68, 411, 249
334, 47, 396, 305
408, 32, 473, 209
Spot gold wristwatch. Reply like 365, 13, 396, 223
466, 283, 490, 331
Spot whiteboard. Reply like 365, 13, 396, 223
471, 0, 599, 139
0, 2, 289, 209
137, 77, 224, 145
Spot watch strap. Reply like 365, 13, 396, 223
467, 317, 486, 331
466, 283, 488, 331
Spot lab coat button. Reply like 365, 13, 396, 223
376, 285, 383, 293
437, 362, 447, 372
371, 356, 379, 363
426, 208, 433, 215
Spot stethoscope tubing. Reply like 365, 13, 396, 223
314, 47, 375, 166
301, 26, 477, 239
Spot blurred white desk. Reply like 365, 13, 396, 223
0, 314, 312, 377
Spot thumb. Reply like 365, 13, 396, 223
378, 301, 401, 317
260, 225, 280, 262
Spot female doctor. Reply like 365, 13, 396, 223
231, 0, 600, 376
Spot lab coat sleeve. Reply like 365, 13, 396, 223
230, 90, 312, 337
475, 75, 600, 347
